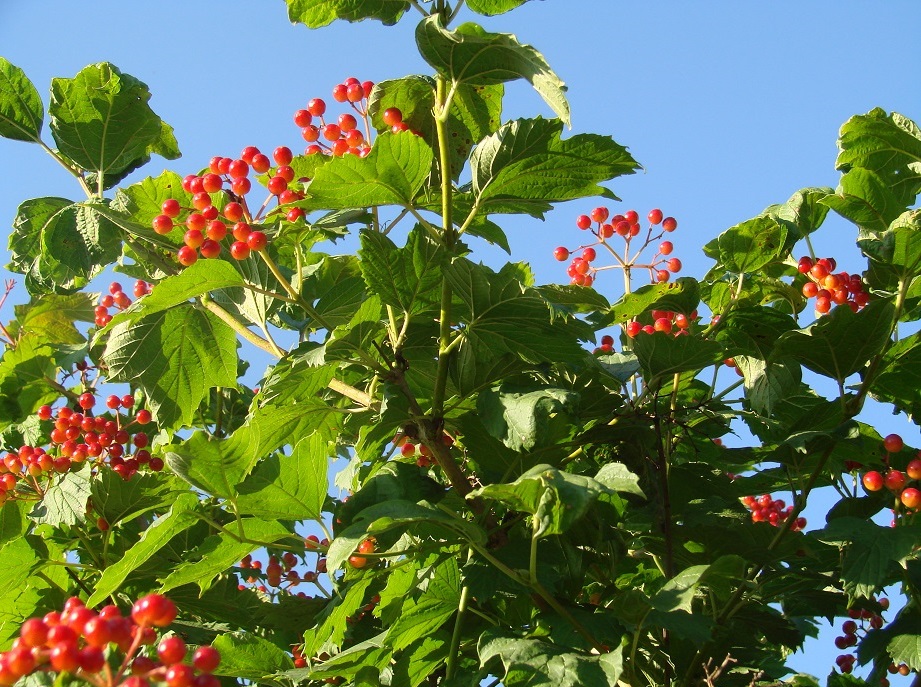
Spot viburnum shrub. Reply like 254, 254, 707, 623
0, 1, 919, 686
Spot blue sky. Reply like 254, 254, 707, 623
0, 0, 919, 681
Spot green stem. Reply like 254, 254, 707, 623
256, 249, 334, 332
38, 140, 95, 198
445, 582, 471, 681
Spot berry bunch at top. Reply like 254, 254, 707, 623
95, 281, 150, 327
0, 593, 221, 687
554, 207, 680, 288
796, 256, 869, 314
392, 429, 455, 469
296, 77, 376, 158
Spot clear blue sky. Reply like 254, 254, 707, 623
0, 1, 919, 681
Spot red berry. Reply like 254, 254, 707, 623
273, 146, 293, 166
590, 207, 609, 223
227, 159, 249, 179
251, 154, 271, 174
152, 215, 174, 234
200, 239, 221, 259
666, 258, 682, 273
136, 409, 152, 425
885, 469, 907, 492
192, 646, 221, 673
648, 208, 663, 225
659, 241, 673, 255
267, 176, 287, 195
906, 459, 921, 480
158, 636, 187, 665
382, 107, 403, 126
346, 83, 364, 102
132, 594, 177, 628
902, 487, 921, 509
184, 229, 204, 249
246, 232, 267, 251
332, 84, 349, 102
230, 242, 251, 261
553, 247, 569, 261
883, 434, 904, 453
625, 321, 641, 337
662, 217, 678, 232
307, 98, 326, 116
576, 215, 591, 229
78, 393, 95, 409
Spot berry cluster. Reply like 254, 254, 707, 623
554, 208, 680, 288
0, 594, 221, 687
740, 494, 807, 531
295, 77, 376, 158
237, 535, 330, 597
796, 256, 869, 314
624, 309, 698, 338
861, 434, 921, 512
0, 393, 159, 501
392, 430, 455, 468
832, 598, 890, 678
152, 148, 278, 268
95, 281, 150, 327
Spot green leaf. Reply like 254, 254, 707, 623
103, 303, 239, 429
49, 63, 179, 189
28, 464, 92, 527
735, 357, 802, 417
466, 0, 529, 15
385, 558, 459, 651
328, 500, 485, 573
822, 167, 909, 234
859, 209, 921, 283
8, 199, 122, 294
716, 215, 788, 274
594, 463, 645, 498
358, 225, 446, 315
479, 630, 623, 687
284, 0, 410, 27
91, 470, 179, 527
99, 259, 247, 335
160, 519, 293, 594
631, 333, 725, 381
470, 465, 615, 538
368, 76, 502, 181
761, 187, 834, 240
306, 632, 392, 680
471, 118, 638, 209
417, 17, 570, 125
302, 131, 433, 210
303, 575, 375, 656
870, 330, 921, 420
605, 278, 700, 326
445, 259, 591, 364
390, 635, 449, 687
815, 518, 921, 599
236, 433, 329, 520
212, 632, 293, 681
0, 57, 43, 142
11, 293, 94, 345
774, 300, 895, 381
835, 108, 921, 210
87, 492, 200, 606
715, 307, 799, 360
477, 385, 578, 453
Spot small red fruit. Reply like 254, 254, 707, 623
885, 469, 907, 492
862, 471, 883, 492
883, 433, 904, 453
662, 217, 677, 232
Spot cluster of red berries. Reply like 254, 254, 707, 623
833, 599, 893, 678
0, 594, 220, 687
392, 430, 455, 469
624, 309, 698, 338
796, 256, 869, 314
237, 535, 330, 597
295, 77, 378, 158
860, 434, 921, 511
554, 208, 680, 287
151, 148, 279, 267
0, 394, 159, 500
740, 494, 807, 531
95, 281, 150, 327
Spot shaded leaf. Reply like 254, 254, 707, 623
285, 0, 410, 27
